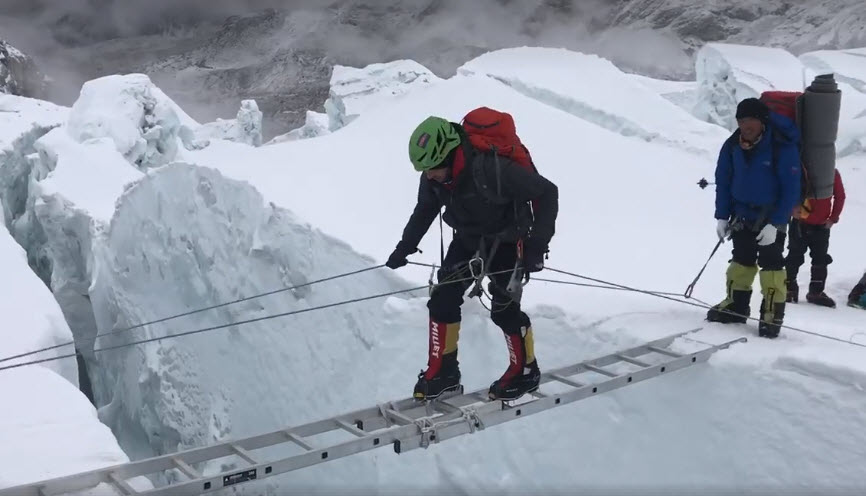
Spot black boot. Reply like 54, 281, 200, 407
707, 290, 752, 324
850, 281, 866, 308
786, 268, 799, 303
806, 265, 836, 308
758, 300, 785, 339
489, 360, 540, 401
414, 352, 461, 400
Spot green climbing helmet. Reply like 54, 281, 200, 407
408, 116, 461, 171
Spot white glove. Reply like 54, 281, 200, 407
755, 224, 778, 246
716, 219, 730, 241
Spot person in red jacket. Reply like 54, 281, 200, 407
785, 169, 846, 307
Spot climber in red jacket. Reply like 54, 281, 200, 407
785, 169, 846, 307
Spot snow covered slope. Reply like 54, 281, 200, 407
2, 44, 866, 495
458, 47, 727, 158
181, 46, 866, 492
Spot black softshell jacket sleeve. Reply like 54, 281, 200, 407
479, 158, 559, 247
396, 175, 442, 253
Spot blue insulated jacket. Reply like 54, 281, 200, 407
714, 112, 801, 227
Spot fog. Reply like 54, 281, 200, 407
0, 1, 712, 136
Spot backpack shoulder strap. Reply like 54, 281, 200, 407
471, 151, 508, 205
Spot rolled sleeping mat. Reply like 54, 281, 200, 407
800, 74, 841, 199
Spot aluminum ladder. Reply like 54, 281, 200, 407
0, 328, 745, 496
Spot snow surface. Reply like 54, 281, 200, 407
458, 47, 728, 158
695, 43, 806, 129
2, 44, 866, 495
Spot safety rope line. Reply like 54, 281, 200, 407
545, 266, 866, 350
0, 265, 387, 364
0, 268, 515, 374
4, 259, 864, 374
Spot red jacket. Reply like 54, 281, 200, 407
796, 170, 845, 225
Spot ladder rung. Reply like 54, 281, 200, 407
285, 431, 314, 451
551, 374, 585, 388
336, 419, 367, 438
584, 363, 618, 377
648, 346, 682, 358
529, 390, 548, 398
384, 409, 415, 426
433, 399, 462, 413
230, 443, 259, 465
172, 457, 200, 480
616, 354, 651, 368
108, 472, 137, 495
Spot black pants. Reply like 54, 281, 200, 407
428, 237, 529, 336
730, 226, 786, 270
785, 220, 832, 271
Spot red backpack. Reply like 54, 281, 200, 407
760, 91, 802, 122
759, 91, 814, 205
460, 106, 539, 233
461, 107, 537, 174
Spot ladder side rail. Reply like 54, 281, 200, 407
137, 421, 425, 496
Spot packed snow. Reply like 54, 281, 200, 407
1, 43, 866, 495
458, 47, 728, 157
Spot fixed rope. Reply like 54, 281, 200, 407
0, 265, 387, 365
0, 268, 516, 374
545, 266, 866, 350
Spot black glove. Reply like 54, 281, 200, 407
522, 239, 547, 273
385, 243, 417, 270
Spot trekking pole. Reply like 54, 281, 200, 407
684, 238, 724, 299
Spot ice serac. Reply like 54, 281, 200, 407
0, 218, 149, 494
67, 74, 200, 169
325, 60, 442, 131
694, 43, 805, 129
267, 111, 330, 144
86, 162, 410, 487
194, 99, 264, 147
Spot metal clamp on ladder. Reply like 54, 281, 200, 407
415, 418, 439, 449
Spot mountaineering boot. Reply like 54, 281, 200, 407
785, 267, 799, 303
759, 270, 787, 339
849, 275, 866, 309
805, 265, 836, 308
489, 326, 540, 401
707, 289, 752, 323
707, 262, 758, 324
414, 352, 461, 400
414, 320, 461, 400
